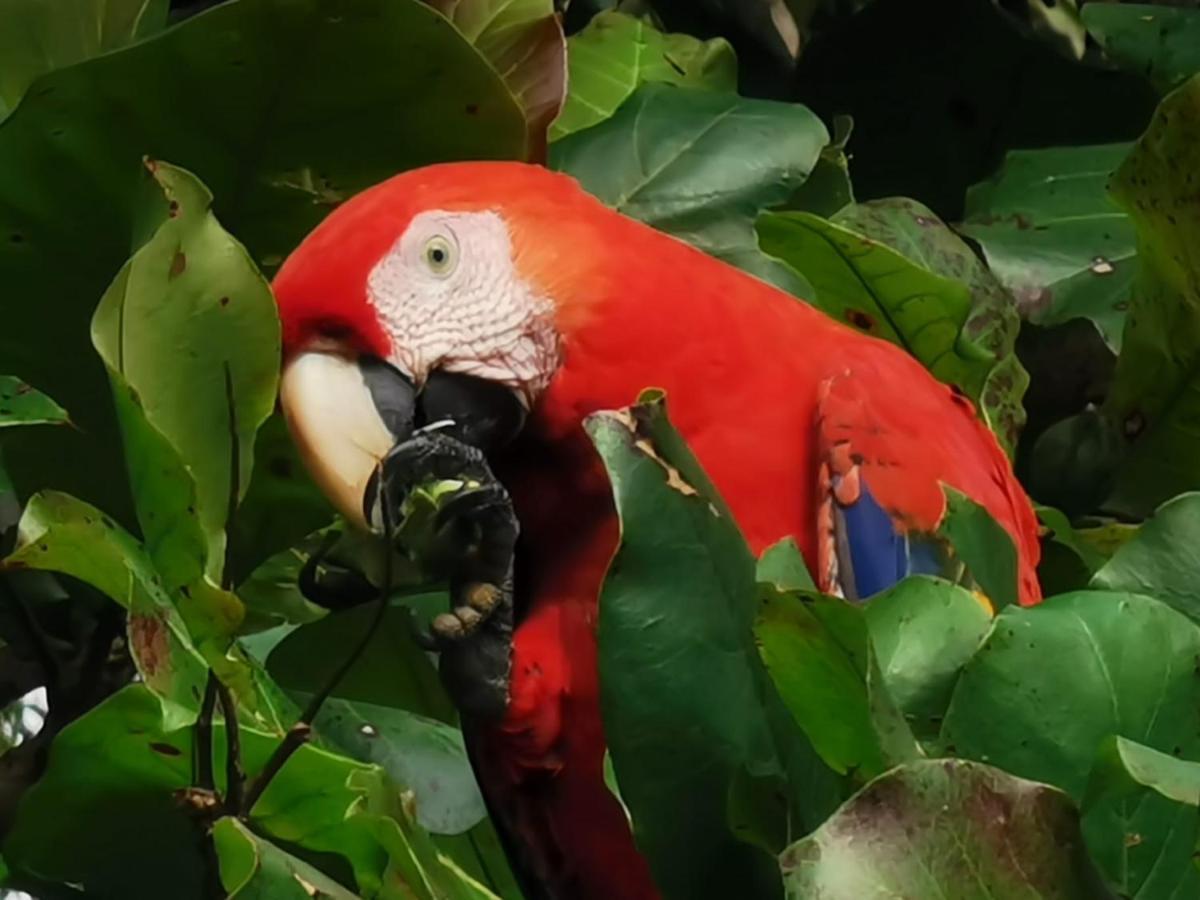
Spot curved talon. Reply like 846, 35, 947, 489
432, 612, 466, 640
464, 582, 502, 615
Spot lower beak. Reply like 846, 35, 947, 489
279, 351, 415, 531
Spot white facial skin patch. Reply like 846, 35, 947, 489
366, 209, 561, 407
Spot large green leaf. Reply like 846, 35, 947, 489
937, 487, 1019, 610
1083, 5, 1200, 94
550, 10, 736, 141
864, 576, 991, 742
834, 197, 1027, 453
0, 0, 167, 117
1091, 492, 1200, 626
942, 590, 1200, 799
427, 0, 565, 160
754, 587, 919, 782
941, 590, 1200, 900
779, 759, 1115, 900
0, 377, 68, 428
587, 392, 839, 900
92, 161, 278, 603
0, 0, 526, 526
306, 695, 486, 836
1, 491, 206, 730
265, 601, 456, 725
2, 684, 496, 899
213, 817, 360, 900
550, 83, 828, 296
757, 211, 993, 401
1104, 76, 1200, 517
960, 143, 1135, 351
1082, 737, 1200, 899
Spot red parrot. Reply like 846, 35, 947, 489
272, 161, 1042, 900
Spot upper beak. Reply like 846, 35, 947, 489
279, 352, 528, 532
279, 351, 416, 531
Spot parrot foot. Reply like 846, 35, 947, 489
372, 430, 518, 722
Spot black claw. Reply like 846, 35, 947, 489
369, 429, 519, 722
297, 535, 379, 611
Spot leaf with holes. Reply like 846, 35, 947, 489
0, 0, 525, 531
834, 197, 1027, 454
864, 576, 991, 742
941, 590, 1200, 900
0, 0, 167, 117
1092, 492, 1200, 626
0, 377, 68, 428
757, 211, 994, 402
1081, 737, 1200, 898
1, 684, 501, 899
551, 83, 828, 296
1, 492, 206, 730
213, 817, 359, 900
1083, 4, 1200, 94
1104, 77, 1200, 517
754, 587, 920, 781
92, 162, 278, 640
587, 392, 841, 900
779, 759, 1116, 899
960, 143, 1135, 351
550, 10, 737, 141
427, 0, 565, 161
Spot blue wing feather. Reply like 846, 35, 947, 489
834, 480, 947, 602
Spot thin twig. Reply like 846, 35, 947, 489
216, 679, 244, 814
241, 464, 394, 817
194, 672, 218, 792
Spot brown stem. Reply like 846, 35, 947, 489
241, 464, 394, 817
194, 672, 218, 792
216, 679, 244, 814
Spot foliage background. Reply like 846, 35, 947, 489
1, 0, 1200, 898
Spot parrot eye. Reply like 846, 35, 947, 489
423, 234, 458, 277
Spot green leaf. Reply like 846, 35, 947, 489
305, 695, 486, 836
0, 376, 68, 428
756, 537, 815, 592
265, 600, 456, 725
550, 10, 737, 141
758, 211, 993, 403
784, 115, 854, 218
941, 590, 1200, 801
427, 0, 565, 160
1087, 736, 1200, 809
1035, 504, 1108, 597
1104, 76, 1200, 517
2, 684, 494, 899
0, 0, 526, 528
937, 487, 1018, 610
0, 0, 167, 117
213, 817, 360, 900
960, 143, 1135, 351
833, 197, 1027, 454
1083, 5, 1200, 94
864, 576, 991, 742
1, 491, 206, 730
1091, 492, 1200, 626
551, 83, 828, 296
1082, 736, 1200, 899
779, 759, 1117, 900
92, 160, 279, 601
755, 588, 919, 781
586, 393, 839, 900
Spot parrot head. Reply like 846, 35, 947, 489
273, 161, 609, 529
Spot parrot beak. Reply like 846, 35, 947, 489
279, 350, 416, 531
280, 351, 528, 532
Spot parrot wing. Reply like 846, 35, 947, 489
811, 364, 1034, 608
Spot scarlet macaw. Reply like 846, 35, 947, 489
273, 161, 1042, 900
